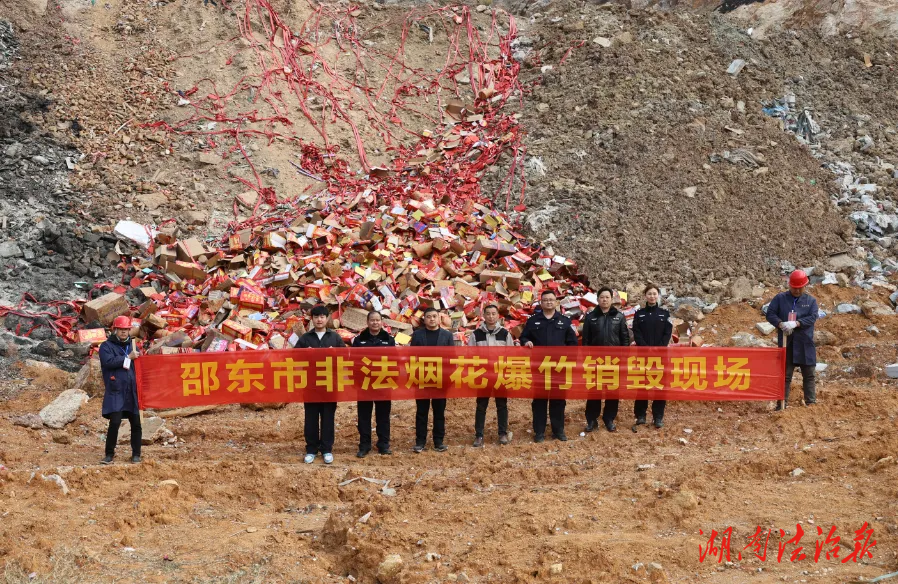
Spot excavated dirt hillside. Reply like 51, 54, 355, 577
500, 0, 898, 293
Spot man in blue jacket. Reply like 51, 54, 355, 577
766, 270, 818, 410
519, 290, 578, 442
410, 307, 454, 453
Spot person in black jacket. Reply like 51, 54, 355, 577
582, 287, 631, 433
352, 311, 395, 457
519, 290, 578, 442
294, 304, 346, 464
410, 307, 454, 453
632, 285, 673, 430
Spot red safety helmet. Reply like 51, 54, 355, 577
788, 270, 809, 288
111, 316, 132, 330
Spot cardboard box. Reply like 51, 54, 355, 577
76, 328, 107, 345
82, 293, 129, 326
221, 319, 252, 341
473, 238, 517, 258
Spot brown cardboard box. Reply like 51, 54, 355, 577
473, 238, 516, 258
82, 293, 129, 326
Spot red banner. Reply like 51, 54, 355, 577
135, 347, 785, 409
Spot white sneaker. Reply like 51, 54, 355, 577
304, 454, 316, 464
323, 453, 334, 465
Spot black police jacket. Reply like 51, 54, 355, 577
519, 311, 578, 347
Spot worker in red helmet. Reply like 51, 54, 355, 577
99, 315, 142, 464
765, 270, 818, 410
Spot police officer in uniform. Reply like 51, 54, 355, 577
519, 290, 578, 442
352, 311, 396, 456
632, 284, 673, 429
410, 307, 455, 452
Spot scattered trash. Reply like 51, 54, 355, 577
726, 59, 746, 76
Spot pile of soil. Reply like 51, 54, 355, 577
500, 0, 898, 295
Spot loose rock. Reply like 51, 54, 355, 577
39, 389, 89, 429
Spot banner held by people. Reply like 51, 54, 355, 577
135, 347, 785, 408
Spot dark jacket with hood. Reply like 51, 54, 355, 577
99, 334, 139, 418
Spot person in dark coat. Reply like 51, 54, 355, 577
294, 304, 346, 464
632, 284, 673, 429
519, 290, 578, 442
99, 315, 142, 464
352, 311, 395, 457
582, 287, 631, 433
410, 307, 454, 453
765, 270, 818, 410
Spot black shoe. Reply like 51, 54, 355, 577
584, 420, 597, 433
412, 444, 425, 453
534, 433, 545, 443
473, 436, 484, 448
635, 417, 647, 426
774, 401, 785, 412
653, 419, 664, 429
553, 433, 568, 442
356, 449, 370, 458
604, 421, 617, 433
805, 401, 817, 406
378, 447, 393, 455
131, 455, 141, 464
434, 443, 448, 452
100, 455, 114, 465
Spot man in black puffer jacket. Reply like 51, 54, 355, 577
582, 287, 631, 433
352, 311, 396, 457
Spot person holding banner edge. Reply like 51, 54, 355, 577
467, 304, 516, 447
582, 287, 631, 433
99, 316, 142, 464
352, 311, 395, 457
520, 289, 578, 442
294, 304, 346, 464
765, 269, 818, 410
411, 307, 454, 453
632, 284, 673, 430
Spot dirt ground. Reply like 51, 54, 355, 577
1, 285, 897, 584
2, 0, 898, 582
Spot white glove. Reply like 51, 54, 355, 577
780, 321, 798, 334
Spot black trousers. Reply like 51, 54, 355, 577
358, 400, 391, 451
474, 397, 508, 437
304, 402, 337, 455
784, 349, 817, 405
585, 399, 619, 424
532, 398, 565, 436
415, 398, 446, 445
105, 410, 141, 457
634, 400, 666, 421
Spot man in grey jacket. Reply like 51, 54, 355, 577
467, 304, 516, 446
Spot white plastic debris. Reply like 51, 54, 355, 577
113, 220, 158, 249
